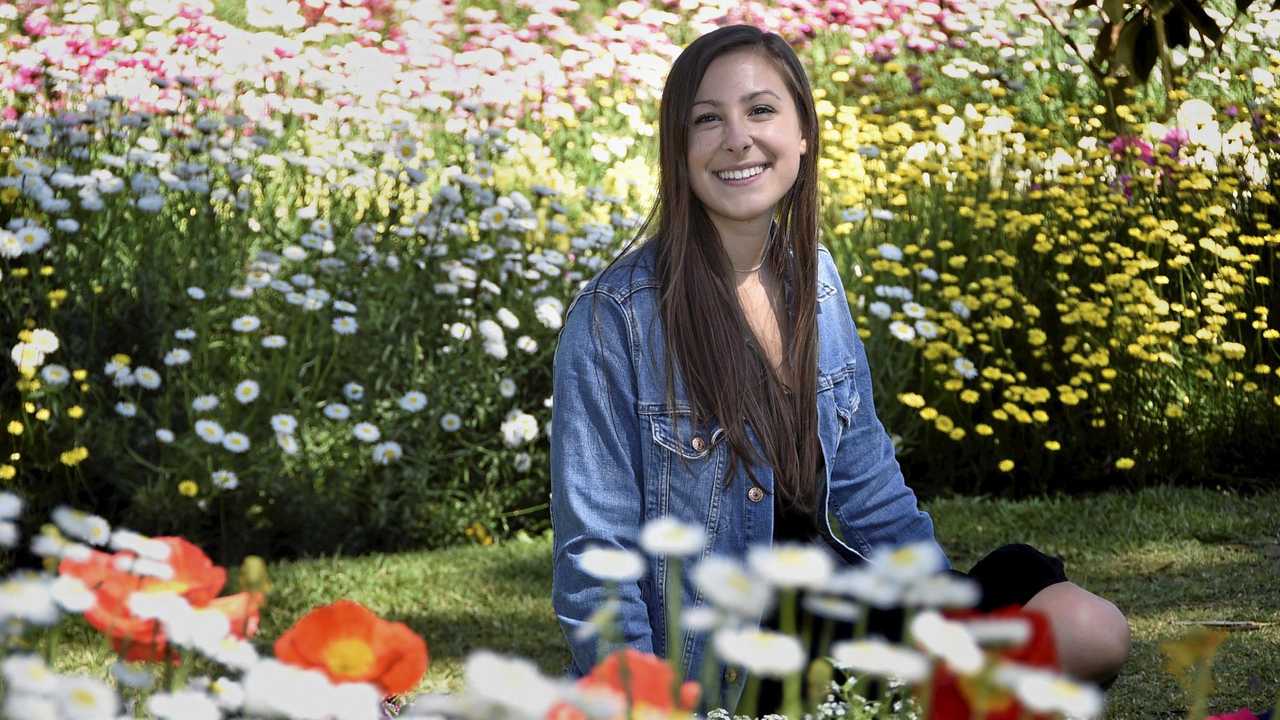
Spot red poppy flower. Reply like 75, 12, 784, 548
274, 599, 428, 695
546, 648, 701, 719
59, 537, 260, 662
927, 607, 1060, 720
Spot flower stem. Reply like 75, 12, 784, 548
780, 588, 803, 719
665, 557, 685, 702
737, 673, 762, 718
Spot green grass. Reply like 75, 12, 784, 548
48, 486, 1280, 718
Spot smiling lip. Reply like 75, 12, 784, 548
715, 165, 768, 186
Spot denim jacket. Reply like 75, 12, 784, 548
549, 235, 947, 712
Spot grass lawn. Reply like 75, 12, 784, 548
51, 486, 1279, 718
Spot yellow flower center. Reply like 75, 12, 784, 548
70, 688, 97, 707
324, 638, 376, 678
142, 581, 189, 594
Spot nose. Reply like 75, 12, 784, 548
721, 115, 752, 154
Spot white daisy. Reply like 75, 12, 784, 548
115, 401, 137, 417
398, 391, 427, 412
352, 422, 380, 443
52, 506, 111, 545
194, 419, 225, 444
55, 676, 119, 719
40, 364, 70, 385
747, 542, 834, 589
953, 357, 978, 379
915, 319, 940, 339
869, 301, 893, 319
868, 540, 947, 584
498, 378, 517, 399
831, 639, 930, 683
876, 243, 904, 261
332, 300, 357, 314
516, 335, 538, 353
276, 432, 299, 455
692, 555, 773, 618
163, 348, 191, 366
11, 342, 45, 370
2, 654, 58, 695
1015, 669, 1104, 719
342, 382, 364, 401
889, 320, 917, 342
186, 287, 206, 300
713, 628, 806, 678
580, 546, 645, 583
261, 335, 287, 348
0, 493, 22, 520
211, 470, 239, 491
332, 316, 358, 335
496, 307, 520, 330
28, 329, 58, 354
193, 395, 219, 412
134, 366, 162, 390
221, 432, 251, 454
155, 428, 175, 444
372, 441, 402, 465
322, 403, 350, 421
231, 315, 261, 333
902, 301, 927, 319
234, 380, 260, 404
909, 610, 984, 675
174, 328, 197, 341
439, 413, 462, 432
639, 516, 706, 558
270, 414, 297, 434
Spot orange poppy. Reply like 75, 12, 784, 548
273, 599, 428, 695
546, 648, 701, 720
59, 537, 261, 662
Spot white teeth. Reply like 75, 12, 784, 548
716, 165, 766, 181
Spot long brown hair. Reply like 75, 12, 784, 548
596, 25, 821, 514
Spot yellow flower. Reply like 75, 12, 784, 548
67, 406, 84, 419
898, 393, 926, 408
948, 427, 966, 441
960, 389, 980, 404
1115, 457, 1136, 470
72, 369, 87, 381
178, 480, 199, 497
1044, 440, 1062, 451
0, 465, 14, 481
59, 447, 89, 466
35, 409, 50, 422
1165, 403, 1184, 418
976, 423, 994, 436
6, 421, 22, 436
919, 407, 939, 421
998, 459, 1015, 472
934, 415, 955, 433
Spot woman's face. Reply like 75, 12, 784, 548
685, 49, 807, 231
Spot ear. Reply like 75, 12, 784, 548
799, 136, 808, 156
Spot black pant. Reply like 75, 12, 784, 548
755, 543, 1069, 714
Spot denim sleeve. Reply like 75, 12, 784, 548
824, 263, 951, 571
550, 289, 654, 676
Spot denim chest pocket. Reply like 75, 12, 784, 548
639, 406, 730, 533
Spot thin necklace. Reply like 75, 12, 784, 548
734, 226, 774, 273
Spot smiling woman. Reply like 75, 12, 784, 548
549, 24, 1131, 716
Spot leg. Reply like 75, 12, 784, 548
1023, 581, 1131, 686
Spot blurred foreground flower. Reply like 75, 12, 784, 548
58, 536, 262, 662
274, 599, 429, 695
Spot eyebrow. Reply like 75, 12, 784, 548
691, 89, 782, 108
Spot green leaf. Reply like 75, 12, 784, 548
1174, 0, 1223, 42
1165, 7, 1192, 47
1104, 0, 1126, 22
1134, 19, 1159, 82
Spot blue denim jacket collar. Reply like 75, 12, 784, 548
549, 231, 946, 713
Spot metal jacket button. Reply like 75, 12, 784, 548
725, 667, 739, 684
691, 436, 705, 451
747, 486, 764, 502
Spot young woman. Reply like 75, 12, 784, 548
549, 24, 1130, 714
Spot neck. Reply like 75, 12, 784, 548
713, 216, 775, 272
